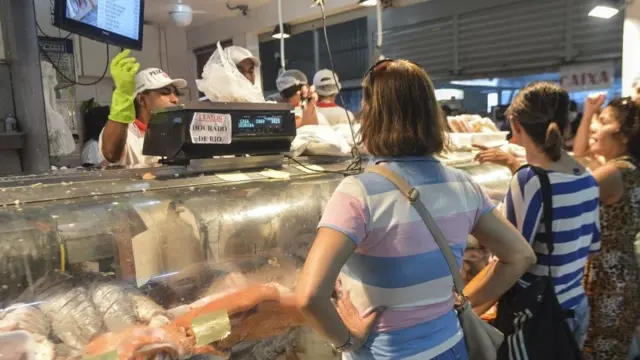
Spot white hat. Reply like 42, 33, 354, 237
313, 69, 342, 96
276, 69, 308, 93
224, 46, 261, 68
134, 68, 188, 97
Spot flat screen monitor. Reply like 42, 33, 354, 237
53, 0, 145, 50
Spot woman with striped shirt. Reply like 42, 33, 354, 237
293, 60, 536, 359
478, 82, 601, 348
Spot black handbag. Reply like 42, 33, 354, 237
493, 165, 583, 360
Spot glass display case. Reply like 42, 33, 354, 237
0, 157, 511, 360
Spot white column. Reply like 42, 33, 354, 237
622, 0, 640, 97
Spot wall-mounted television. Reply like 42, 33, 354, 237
53, 0, 145, 50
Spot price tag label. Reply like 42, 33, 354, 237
190, 113, 232, 144
191, 310, 231, 346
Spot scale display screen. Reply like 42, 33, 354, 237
236, 114, 284, 135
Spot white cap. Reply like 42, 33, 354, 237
276, 69, 308, 93
134, 68, 188, 97
224, 46, 261, 67
313, 69, 342, 96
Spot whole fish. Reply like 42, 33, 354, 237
19, 273, 103, 350
202, 254, 300, 297
0, 329, 55, 360
87, 274, 170, 329
90, 282, 138, 332
130, 292, 170, 327
40, 286, 103, 349
0, 303, 50, 336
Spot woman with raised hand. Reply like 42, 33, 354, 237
572, 95, 640, 360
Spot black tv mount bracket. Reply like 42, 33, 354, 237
226, 3, 249, 16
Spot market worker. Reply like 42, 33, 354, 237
198, 45, 262, 102
312, 69, 355, 126
226, 45, 261, 85
100, 50, 187, 165
276, 69, 329, 128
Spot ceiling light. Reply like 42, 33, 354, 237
588, 2, 620, 19
359, 0, 377, 6
272, 24, 291, 39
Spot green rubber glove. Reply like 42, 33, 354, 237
109, 50, 140, 124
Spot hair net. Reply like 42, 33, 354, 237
196, 42, 264, 103
276, 69, 308, 93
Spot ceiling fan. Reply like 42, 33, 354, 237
153, 0, 209, 27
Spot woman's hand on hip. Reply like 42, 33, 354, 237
335, 290, 382, 351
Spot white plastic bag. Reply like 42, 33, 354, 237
290, 125, 351, 157
331, 123, 362, 149
196, 42, 264, 103
41, 61, 75, 156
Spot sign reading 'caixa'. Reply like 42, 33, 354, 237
559, 62, 615, 92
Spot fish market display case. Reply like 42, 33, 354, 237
0, 155, 511, 360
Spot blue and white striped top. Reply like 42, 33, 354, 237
503, 167, 600, 309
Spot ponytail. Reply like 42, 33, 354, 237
506, 82, 569, 162
544, 122, 563, 161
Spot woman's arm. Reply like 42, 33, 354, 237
295, 176, 377, 350
592, 162, 625, 205
465, 209, 536, 309
295, 228, 357, 347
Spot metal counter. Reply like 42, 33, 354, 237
0, 155, 511, 359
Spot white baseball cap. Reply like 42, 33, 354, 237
313, 69, 341, 96
134, 68, 188, 97
224, 46, 261, 68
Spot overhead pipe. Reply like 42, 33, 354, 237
277, 0, 286, 70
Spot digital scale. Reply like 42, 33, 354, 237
143, 102, 296, 164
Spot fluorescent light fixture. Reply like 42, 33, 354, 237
359, 0, 377, 6
588, 4, 619, 19
272, 24, 291, 39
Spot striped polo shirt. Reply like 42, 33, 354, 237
503, 167, 600, 309
318, 156, 494, 359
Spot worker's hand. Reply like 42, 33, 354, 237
299, 85, 319, 127
584, 94, 606, 116
110, 50, 140, 96
109, 50, 139, 124
474, 145, 521, 175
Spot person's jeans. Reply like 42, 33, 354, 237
565, 297, 590, 349
432, 338, 468, 360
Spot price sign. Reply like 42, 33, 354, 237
190, 112, 232, 144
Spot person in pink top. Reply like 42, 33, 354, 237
294, 59, 535, 359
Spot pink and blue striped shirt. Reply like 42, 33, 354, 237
319, 156, 494, 359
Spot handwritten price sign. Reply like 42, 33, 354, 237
190, 112, 232, 144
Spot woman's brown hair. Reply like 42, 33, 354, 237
506, 82, 569, 162
359, 60, 447, 157
607, 97, 640, 160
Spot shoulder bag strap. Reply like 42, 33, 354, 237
365, 165, 466, 296
516, 165, 554, 256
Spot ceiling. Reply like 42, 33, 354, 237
144, 0, 274, 27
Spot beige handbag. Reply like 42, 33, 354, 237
366, 165, 503, 360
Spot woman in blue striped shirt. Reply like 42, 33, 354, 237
478, 82, 601, 348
